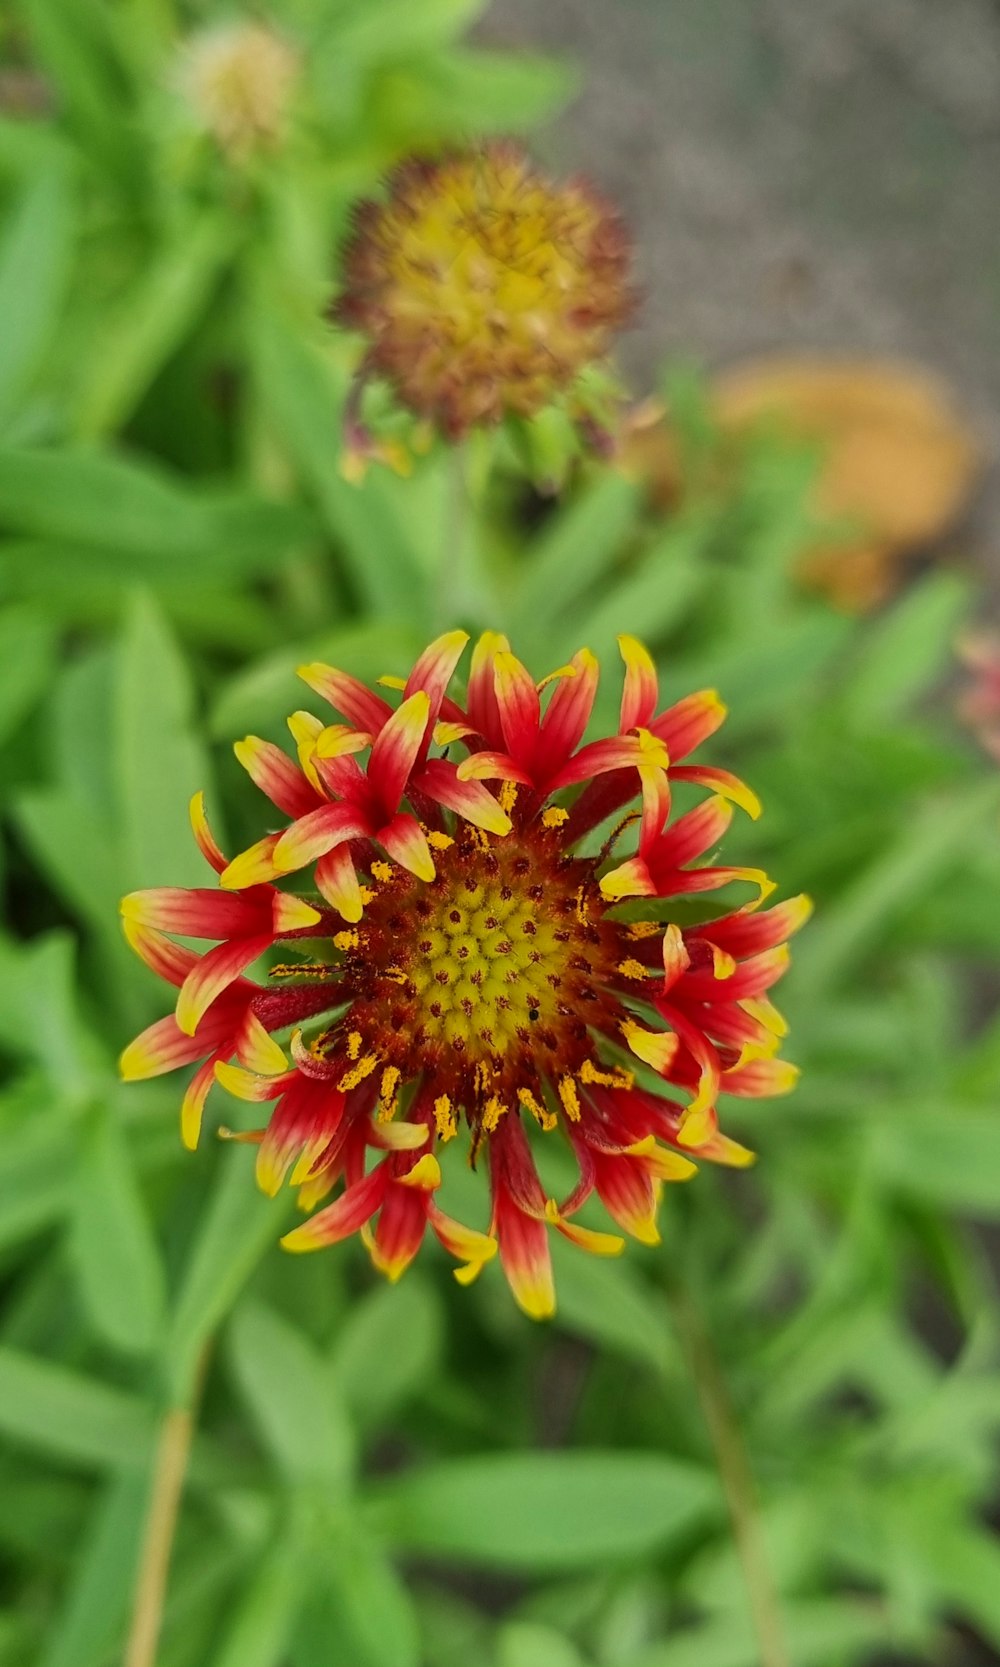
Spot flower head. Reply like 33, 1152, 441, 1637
120, 632, 807, 1318
178, 21, 299, 159
956, 630, 1000, 763
332, 143, 635, 444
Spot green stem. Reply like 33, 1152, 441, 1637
124, 1352, 208, 1667
669, 1280, 790, 1667
436, 443, 469, 630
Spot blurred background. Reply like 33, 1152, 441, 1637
1, 2, 999, 1666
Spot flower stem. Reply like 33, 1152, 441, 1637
123, 1360, 205, 1667
437, 443, 469, 630
668, 1279, 790, 1667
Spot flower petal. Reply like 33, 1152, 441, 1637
273, 805, 370, 876
176, 936, 272, 1037
234, 736, 319, 819
281, 1162, 389, 1250
297, 662, 394, 733
417, 758, 513, 834
315, 845, 363, 922
368, 690, 430, 813
493, 651, 541, 765
378, 812, 435, 881
618, 634, 658, 731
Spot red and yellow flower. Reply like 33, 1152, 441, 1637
332, 142, 634, 452
120, 632, 808, 1317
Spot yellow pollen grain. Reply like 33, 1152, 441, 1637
558, 1075, 582, 1121
617, 958, 648, 980
499, 780, 519, 813
378, 1066, 401, 1120
338, 1053, 378, 1091
426, 830, 454, 851
346, 1030, 363, 1061
482, 1095, 509, 1132
580, 1059, 634, 1089
517, 1086, 555, 1129
542, 806, 569, 829
381, 966, 408, 985
626, 921, 661, 940
371, 861, 393, 884
333, 930, 359, 951
434, 1094, 457, 1140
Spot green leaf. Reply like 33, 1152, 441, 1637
166, 1148, 289, 1402
0, 605, 57, 748
70, 1109, 166, 1355
251, 312, 429, 620
496, 1621, 587, 1667
871, 1106, 1000, 1214
330, 1276, 442, 1430
791, 779, 1000, 997
39, 1473, 146, 1667
632, 1598, 890, 1667
72, 217, 235, 439
843, 572, 971, 725
549, 1239, 677, 1377
0, 164, 76, 430
0, 1347, 154, 1472
0, 930, 99, 1093
507, 474, 641, 652
0, 447, 308, 576
229, 1302, 354, 1487
211, 1527, 310, 1667
314, 1529, 422, 1667
209, 620, 423, 741
373, 1452, 717, 1571
114, 589, 214, 888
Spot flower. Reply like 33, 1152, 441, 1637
332, 142, 635, 446
120, 632, 808, 1318
956, 631, 1000, 763
178, 21, 299, 159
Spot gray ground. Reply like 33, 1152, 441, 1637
480, 0, 1000, 588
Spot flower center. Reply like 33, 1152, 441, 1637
326, 818, 632, 1133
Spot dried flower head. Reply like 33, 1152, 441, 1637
333, 143, 635, 444
120, 633, 807, 1318
179, 21, 299, 159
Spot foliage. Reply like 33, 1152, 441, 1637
0, 2, 998, 1665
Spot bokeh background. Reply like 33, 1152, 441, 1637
1, 3, 1000, 1666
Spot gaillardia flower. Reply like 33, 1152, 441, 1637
120, 633, 808, 1318
178, 21, 299, 160
332, 142, 634, 448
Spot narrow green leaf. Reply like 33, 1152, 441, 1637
0, 606, 57, 747
0, 165, 76, 429
0, 1347, 154, 1471
330, 1276, 442, 1430
73, 218, 234, 438
251, 313, 429, 619
70, 1110, 166, 1355
871, 1107, 1000, 1214
229, 1302, 354, 1487
211, 1528, 309, 1667
373, 1452, 717, 1570
548, 1240, 677, 1378
844, 572, 971, 725
632, 1598, 890, 1667
39, 1472, 146, 1667
497, 1622, 586, 1667
315, 1529, 421, 1667
791, 779, 1000, 996
166, 1148, 289, 1402
114, 589, 214, 888
508, 474, 641, 650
